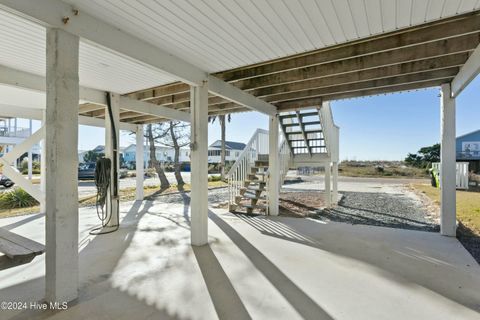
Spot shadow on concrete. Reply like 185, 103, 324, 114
2, 213, 44, 231
193, 245, 251, 320
209, 211, 334, 320
234, 213, 480, 313
0, 200, 182, 320
457, 222, 480, 264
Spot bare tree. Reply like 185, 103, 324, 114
145, 124, 170, 190
209, 114, 231, 180
162, 121, 190, 187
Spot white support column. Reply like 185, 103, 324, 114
45, 28, 79, 302
40, 110, 46, 213
27, 151, 32, 180
136, 125, 144, 201
268, 115, 280, 216
440, 83, 457, 236
105, 92, 120, 228
27, 119, 33, 180
325, 162, 332, 207
332, 162, 338, 205
190, 81, 209, 246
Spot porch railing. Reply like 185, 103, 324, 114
431, 162, 469, 190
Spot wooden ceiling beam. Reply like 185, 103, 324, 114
157, 53, 467, 111
276, 98, 323, 111
251, 53, 468, 98
322, 80, 448, 103
265, 68, 458, 104
119, 111, 142, 120
125, 115, 168, 123
219, 12, 480, 82
127, 82, 189, 101
277, 79, 447, 111
79, 103, 105, 113
235, 34, 479, 90
208, 107, 250, 116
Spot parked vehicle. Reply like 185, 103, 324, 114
78, 162, 96, 180
0, 174, 14, 188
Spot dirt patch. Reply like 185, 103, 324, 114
279, 191, 325, 217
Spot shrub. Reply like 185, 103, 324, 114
208, 175, 222, 182
0, 188, 39, 209
21, 168, 41, 175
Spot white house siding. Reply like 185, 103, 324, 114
123, 144, 190, 168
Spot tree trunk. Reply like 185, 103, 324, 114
220, 114, 226, 180
146, 124, 170, 190
169, 122, 185, 186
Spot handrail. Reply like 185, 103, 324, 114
227, 128, 269, 206
226, 128, 268, 178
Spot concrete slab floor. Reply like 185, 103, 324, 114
0, 199, 479, 320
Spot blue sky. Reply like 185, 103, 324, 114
21, 76, 480, 161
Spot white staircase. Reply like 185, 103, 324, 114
227, 104, 339, 215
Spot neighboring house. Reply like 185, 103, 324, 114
0, 117, 40, 162
78, 145, 126, 164
208, 140, 246, 164
456, 129, 480, 173
123, 144, 190, 168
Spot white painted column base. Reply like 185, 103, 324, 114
136, 125, 144, 201
45, 28, 80, 303
268, 115, 280, 216
190, 82, 209, 246
440, 83, 457, 236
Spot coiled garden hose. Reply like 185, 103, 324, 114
89, 92, 120, 235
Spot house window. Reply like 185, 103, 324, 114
208, 150, 221, 156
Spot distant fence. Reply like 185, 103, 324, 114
431, 162, 469, 190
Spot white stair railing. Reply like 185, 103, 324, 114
278, 130, 292, 188
227, 129, 269, 206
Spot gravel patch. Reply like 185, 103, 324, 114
318, 191, 440, 232
148, 187, 229, 205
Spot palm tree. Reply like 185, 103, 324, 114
209, 114, 231, 180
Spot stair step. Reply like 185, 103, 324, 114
283, 122, 301, 127
247, 173, 266, 181
302, 121, 321, 126
298, 111, 319, 117
279, 114, 297, 119
289, 138, 324, 142
235, 193, 266, 203
238, 203, 267, 210
245, 180, 266, 185
240, 186, 265, 193
237, 204, 267, 213
288, 129, 322, 135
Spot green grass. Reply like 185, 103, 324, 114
339, 164, 429, 178
412, 183, 480, 236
